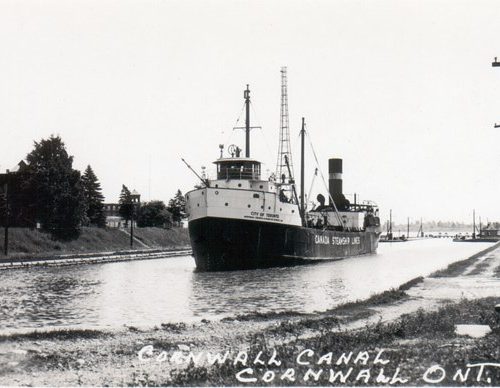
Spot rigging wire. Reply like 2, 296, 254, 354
306, 168, 318, 211
305, 130, 345, 230
249, 101, 275, 175
220, 101, 247, 153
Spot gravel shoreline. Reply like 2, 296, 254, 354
0, 243, 499, 386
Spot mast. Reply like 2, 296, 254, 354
473, 209, 476, 239
233, 85, 260, 158
300, 117, 305, 218
389, 209, 393, 240
244, 85, 250, 157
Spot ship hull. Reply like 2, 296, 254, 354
189, 217, 380, 271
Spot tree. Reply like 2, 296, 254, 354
81, 165, 106, 227
167, 189, 186, 227
137, 201, 172, 228
23, 135, 86, 239
118, 185, 133, 226
0, 188, 6, 223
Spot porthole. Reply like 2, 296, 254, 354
215, 184, 218, 188
259, 185, 263, 189
201, 191, 204, 195
197, 204, 200, 207
261, 206, 264, 209
238, 183, 242, 187
280, 208, 282, 211
253, 193, 260, 198
248, 204, 251, 208
292, 210, 295, 213
225, 203, 229, 206
215, 191, 219, 195
268, 206, 271, 210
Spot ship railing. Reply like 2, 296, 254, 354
349, 204, 378, 213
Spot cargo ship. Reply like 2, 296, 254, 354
185, 80, 381, 271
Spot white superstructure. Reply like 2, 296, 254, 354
186, 157, 302, 226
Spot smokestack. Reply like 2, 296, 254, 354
328, 158, 343, 206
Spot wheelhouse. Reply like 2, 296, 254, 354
214, 158, 262, 180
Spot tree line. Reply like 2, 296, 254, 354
0, 135, 186, 240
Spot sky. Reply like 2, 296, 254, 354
1, 0, 500, 224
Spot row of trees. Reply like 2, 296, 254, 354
0, 135, 186, 240
117, 186, 186, 228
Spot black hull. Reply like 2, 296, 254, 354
189, 217, 380, 271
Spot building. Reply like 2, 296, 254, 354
0, 161, 31, 227
480, 222, 500, 238
103, 190, 141, 227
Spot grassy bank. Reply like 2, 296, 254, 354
164, 298, 500, 386
0, 226, 190, 259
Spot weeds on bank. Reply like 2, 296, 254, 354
432, 242, 500, 278
160, 322, 187, 332
431, 256, 479, 277
222, 311, 309, 322
467, 259, 493, 276
0, 328, 110, 342
163, 297, 500, 386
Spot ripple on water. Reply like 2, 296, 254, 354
0, 239, 494, 333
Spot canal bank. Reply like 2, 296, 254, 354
0, 226, 190, 264
0, 243, 498, 386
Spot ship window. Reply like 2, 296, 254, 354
253, 194, 259, 198
261, 206, 264, 209
292, 210, 295, 213
215, 184, 218, 188
280, 208, 282, 211
268, 206, 271, 210
197, 204, 200, 207
247, 204, 251, 208
201, 191, 204, 195
238, 183, 242, 187
225, 203, 229, 206
215, 191, 219, 195
259, 185, 263, 189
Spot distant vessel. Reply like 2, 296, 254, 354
185, 76, 381, 271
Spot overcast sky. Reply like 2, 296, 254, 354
1, 0, 500, 224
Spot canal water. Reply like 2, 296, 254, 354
0, 239, 493, 333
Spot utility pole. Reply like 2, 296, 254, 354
472, 209, 476, 240
3, 170, 9, 256
300, 117, 305, 222
407, 217, 410, 239
492, 57, 500, 127
388, 209, 393, 240
130, 202, 134, 248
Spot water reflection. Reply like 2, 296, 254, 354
0, 239, 493, 332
